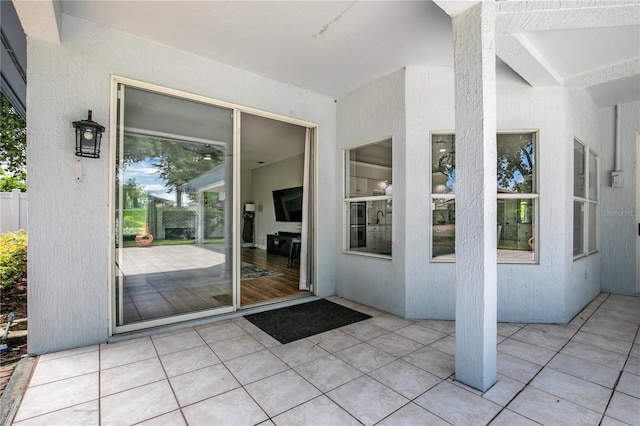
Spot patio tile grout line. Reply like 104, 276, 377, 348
98, 343, 102, 426
488, 292, 612, 425
150, 331, 189, 425
304, 322, 458, 425
599, 314, 640, 424
17, 293, 639, 425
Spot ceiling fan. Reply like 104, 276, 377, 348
181, 144, 216, 161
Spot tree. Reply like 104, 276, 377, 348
123, 179, 149, 209
436, 134, 534, 194
0, 169, 27, 192
0, 92, 27, 190
121, 134, 222, 206
497, 135, 534, 193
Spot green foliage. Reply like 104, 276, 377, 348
0, 230, 27, 289
122, 209, 147, 235
0, 169, 27, 192
497, 134, 534, 193
123, 179, 148, 209
0, 93, 27, 189
120, 134, 221, 205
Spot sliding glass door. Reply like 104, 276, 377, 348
114, 83, 234, 331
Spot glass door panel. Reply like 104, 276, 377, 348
115, 84, 234, 328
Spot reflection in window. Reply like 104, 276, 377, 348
344, 139, 392, 257
573, 139, 599, 258
432, 198, 455, 259
432, 135, 455, 194
497, 133, 535, 194
574, 140, 586, 198
498, 198, 535, 253
573, 201, 585, 256
430, 132, 538, 263
114, 83, 234, 328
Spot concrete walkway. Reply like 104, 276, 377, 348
9, 293, 640, 425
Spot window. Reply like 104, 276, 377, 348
573, 139, 599, 258
344, 139, 392, 257
431, 132, 538, 263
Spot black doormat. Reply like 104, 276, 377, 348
244, 299, 371, 344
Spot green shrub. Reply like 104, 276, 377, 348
0, 230, 27, 289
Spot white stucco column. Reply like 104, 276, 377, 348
452, 1, 497, 391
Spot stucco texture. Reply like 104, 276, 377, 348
26, 14, 337, 354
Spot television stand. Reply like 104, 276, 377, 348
267, 233, 301, 256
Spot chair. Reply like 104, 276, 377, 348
288, 238, 301, 268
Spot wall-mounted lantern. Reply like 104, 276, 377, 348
73, 110, 105, 158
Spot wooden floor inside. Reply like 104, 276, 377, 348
241, 247, 305, 305
119, 244, 306, 324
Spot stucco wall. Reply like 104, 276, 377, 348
335, 70, 406, 316
600, 101, 640, 295
496, 70, 575, 323
403, 64, 576, 323
405, 67, 456, 319
565, 89, 604, 319
26, 13, 337, 354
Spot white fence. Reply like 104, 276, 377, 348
0, 189, 28, 233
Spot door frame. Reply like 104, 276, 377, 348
108, 75, 318, 336
636, 133, 640, 294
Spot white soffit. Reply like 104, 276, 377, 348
496, 1, 640, 106
522, 26, 640, 79
586, 74, 640, 108
59, 0, 454, 99
12, 0, 61, 44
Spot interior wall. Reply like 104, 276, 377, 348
336, 69, 406, 317
403, 65, 574, 323
600, 100, 640, 295
26, 13, 337, 354
250, 154, 305, 247
241, 168, 253, 246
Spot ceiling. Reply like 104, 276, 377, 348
241, 114, 306, 170
59, 0, 454, 100
492, 0, 639, 108
53, 0, 639, 108
5, 1, 639, 167
6, 0, 640, 168
4, 0, 639, 106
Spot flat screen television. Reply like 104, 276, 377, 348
273, 186, 303, 222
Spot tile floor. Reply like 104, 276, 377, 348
11, 293, 640, 425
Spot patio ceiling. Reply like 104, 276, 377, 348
8, 1, 640, 110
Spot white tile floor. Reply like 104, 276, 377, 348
11, 293, 640, 425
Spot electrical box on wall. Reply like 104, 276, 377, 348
611, 171, 624, 188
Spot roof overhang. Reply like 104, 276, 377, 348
1, 0, 28, 118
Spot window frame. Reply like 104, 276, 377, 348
430, 130, 540, 264
342, 138, 393, 259
573, 138, 599, 259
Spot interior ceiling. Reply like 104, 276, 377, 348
124, 86, 306, 169
123, 86, 234, 145
241, 114, 306, 170
353, 139, 393, 168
